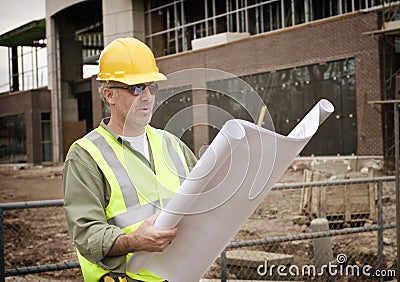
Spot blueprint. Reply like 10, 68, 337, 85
128, 99, 334, 282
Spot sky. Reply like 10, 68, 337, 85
0, 0, 45, 92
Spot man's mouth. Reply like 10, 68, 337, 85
138, 106, 150, 113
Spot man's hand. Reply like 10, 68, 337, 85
107, 214, 178, 257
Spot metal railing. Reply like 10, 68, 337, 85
0, 200, 80, 281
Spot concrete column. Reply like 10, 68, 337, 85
59, 27, 81, 123
191, 89, 210, 158
47, 11, 83, 162
102, 0, 145, 45
311, 218, 333, 271
47, 16, 62, 163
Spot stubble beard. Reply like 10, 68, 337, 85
123, 108, 153, 135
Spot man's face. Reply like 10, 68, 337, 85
108, 82, 156, 132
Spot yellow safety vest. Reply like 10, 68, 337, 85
70, 125, 190, 281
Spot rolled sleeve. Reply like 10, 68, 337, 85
87, 225, 125, 263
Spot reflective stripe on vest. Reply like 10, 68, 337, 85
153, 128, 188, 184
77, 130, 151, 228
75, 125, 188, 229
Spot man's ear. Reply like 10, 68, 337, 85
104, 88, 115, 105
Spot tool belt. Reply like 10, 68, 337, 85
100, 274, 127, 282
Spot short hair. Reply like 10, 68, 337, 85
98, 82, 114, 116
98, 82, 108, 105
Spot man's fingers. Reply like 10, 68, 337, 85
156, 225, 178, 239
147, 213, 159, 223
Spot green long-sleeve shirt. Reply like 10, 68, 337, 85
62, 118, 197, 277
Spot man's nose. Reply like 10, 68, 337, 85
140, 87, 152, 100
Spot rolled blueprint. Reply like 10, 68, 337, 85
129, 119, 246, 273
128, 99, 334, 281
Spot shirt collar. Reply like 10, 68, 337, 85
99, 117, 148, 143
99, 117, 153, 166
99, 117, 123, 142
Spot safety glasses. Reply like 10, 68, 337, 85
108, 83, 158, 95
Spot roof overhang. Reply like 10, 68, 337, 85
0, 19, 46, 47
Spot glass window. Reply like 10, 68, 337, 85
146, 1, 383, 56
152, 86, 195, 151
0, 114, 26, 163
242, 58, 357, 156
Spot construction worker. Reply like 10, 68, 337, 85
63, 37, 197, 282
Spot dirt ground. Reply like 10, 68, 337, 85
0, 164, 64, 202
0, 158, 397, 281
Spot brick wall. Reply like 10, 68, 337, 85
157, 12, 383, 156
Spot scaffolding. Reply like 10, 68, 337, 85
364, 0, 400, 277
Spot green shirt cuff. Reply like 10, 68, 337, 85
88, 226, 125, 263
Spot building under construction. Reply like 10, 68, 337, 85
0, 0, 398, 168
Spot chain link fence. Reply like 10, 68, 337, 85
0, 176, 397, 281
0, 201, 82, 281
204, 176, 397, 281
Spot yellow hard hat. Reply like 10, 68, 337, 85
97, 37, 167, 85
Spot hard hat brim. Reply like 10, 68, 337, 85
97, 71, 167, 85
